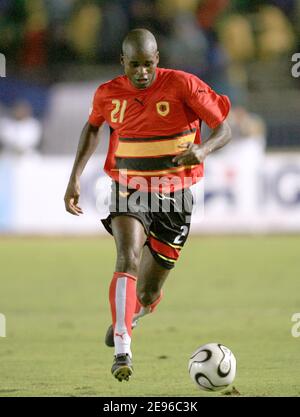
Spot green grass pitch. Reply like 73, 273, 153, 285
0, 236, 299, 397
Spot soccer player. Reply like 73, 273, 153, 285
64, 28, 231, 382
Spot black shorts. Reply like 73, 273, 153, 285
101, 181, 193, 269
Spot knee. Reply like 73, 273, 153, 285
116, 248, 141, 275
137, 288, 160, 307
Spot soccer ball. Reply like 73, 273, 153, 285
188, 343, 236, 391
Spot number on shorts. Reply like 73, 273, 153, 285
174, 225, 189, 245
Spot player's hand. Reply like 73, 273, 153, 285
64, 178, 83, 216
172, 143, 208, 166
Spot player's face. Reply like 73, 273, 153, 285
121, 49, 159, 89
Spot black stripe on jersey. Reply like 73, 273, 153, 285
115, 155, 177, 171
119, 128, 197, 142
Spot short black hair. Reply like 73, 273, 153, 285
122, 28, 158, 56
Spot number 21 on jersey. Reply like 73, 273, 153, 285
111, 99, 127, 123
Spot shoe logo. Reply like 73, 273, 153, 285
115, 332, 126, 340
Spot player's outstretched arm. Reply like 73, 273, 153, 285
64, 122, 101, 216
173, 120, 231, 166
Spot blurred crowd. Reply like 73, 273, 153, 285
0, 100, 42, 156
0, 0, 299, 154
0, 0, 299, 78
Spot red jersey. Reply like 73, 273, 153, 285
89, 68, 230, 193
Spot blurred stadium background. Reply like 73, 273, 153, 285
0, 0, 300, 234
1, 0, 300, 397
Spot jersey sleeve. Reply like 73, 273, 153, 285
88, 86, 106, 127
182, 74, 231, 129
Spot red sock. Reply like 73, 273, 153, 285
109, 272, 137, 356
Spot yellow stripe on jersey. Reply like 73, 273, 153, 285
115, 132, 196, 158
115, 164, 197, 176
